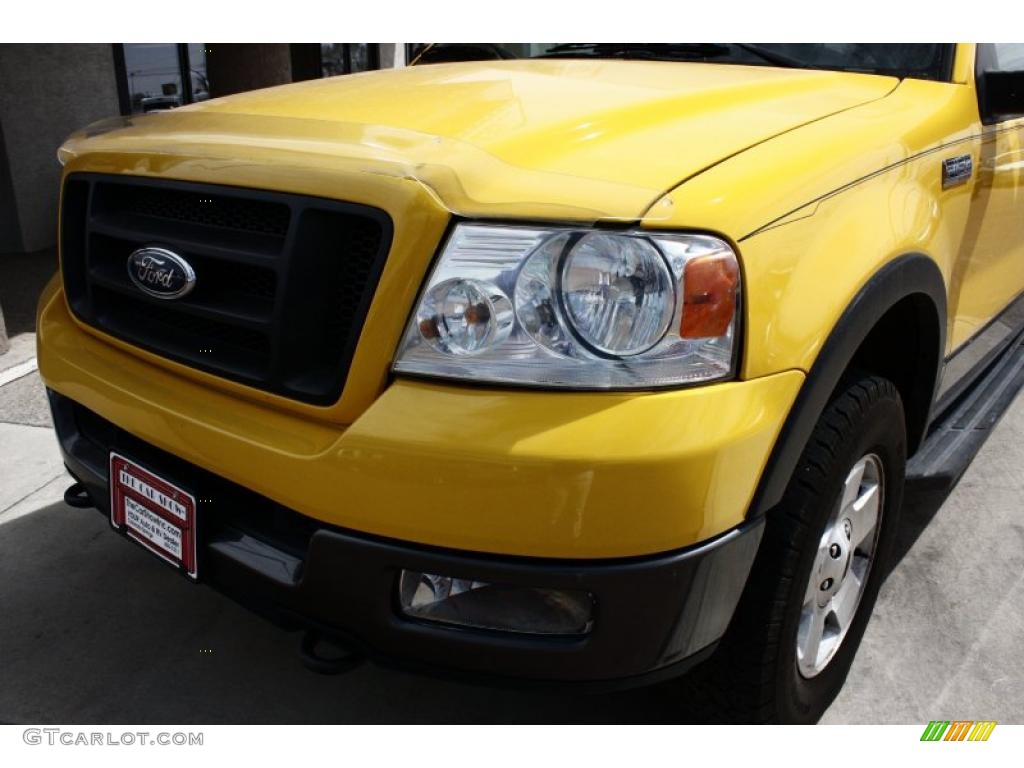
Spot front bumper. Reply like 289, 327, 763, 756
38, 280, 803, 559
51, 389, 764, 684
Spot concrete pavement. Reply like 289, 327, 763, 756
2, 348, 1023, 723
822, 392, 1024, 723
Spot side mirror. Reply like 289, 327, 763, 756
978, 69, 1024, 124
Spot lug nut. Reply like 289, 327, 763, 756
829, 543, 842, 559
820, 578, 834, 591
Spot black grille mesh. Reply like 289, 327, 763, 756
106, 184, 291, 236
61, 174, 392, 405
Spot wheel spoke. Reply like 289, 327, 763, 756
840, 460, 867, 512
849, 482, 881, 548
804, 569, 820, 606
832, 570, 862, 631
799, 604, 827, 669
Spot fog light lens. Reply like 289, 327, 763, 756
398, 570, 595, 636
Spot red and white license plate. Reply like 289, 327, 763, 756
109, 453, 198, 580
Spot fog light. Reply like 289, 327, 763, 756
398, 570, 595, 636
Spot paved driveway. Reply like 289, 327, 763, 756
2, 359, 1022, 723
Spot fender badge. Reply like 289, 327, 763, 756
942, 154, 973, 189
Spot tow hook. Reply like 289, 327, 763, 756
299, 630, 365, 675
64, 482, 95, 509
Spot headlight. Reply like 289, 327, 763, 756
417, 278, 514, 355
394, 224, 740, 388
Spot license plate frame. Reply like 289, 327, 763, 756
109, 452, 198, 580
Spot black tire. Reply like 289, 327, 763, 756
679, 374, 907, 723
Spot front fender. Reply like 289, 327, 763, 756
746, 251, 946, 516
732, 162, 964, 514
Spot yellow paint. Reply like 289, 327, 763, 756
39, 281, 801, 557
950, 120, 1024, 346
654, 44, 1024, 368
39, 47, 1024, 557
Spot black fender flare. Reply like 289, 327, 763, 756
749, 253, 947, 517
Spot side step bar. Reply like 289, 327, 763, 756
907, 332, 1024, 493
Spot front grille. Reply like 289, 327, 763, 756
106, 183, 291, 236
61, 174, 393, 405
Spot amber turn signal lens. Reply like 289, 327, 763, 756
680, 254, 739, 339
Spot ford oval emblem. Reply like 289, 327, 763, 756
126, 247, 196, 300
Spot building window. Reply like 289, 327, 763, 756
406, 43, 525, 65
115, 44, 208, 114
115, 43, 382, 115
320, 44, 381, 77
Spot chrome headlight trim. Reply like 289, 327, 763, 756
392, 223, 741, 390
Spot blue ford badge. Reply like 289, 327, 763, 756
126, 247, 196, 300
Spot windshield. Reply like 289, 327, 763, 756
411, 43, 954, 81
536, 43, 953, 80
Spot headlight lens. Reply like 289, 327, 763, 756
417, 278, 513, 356
560, 233, 675, 355
394, 224, 740, 389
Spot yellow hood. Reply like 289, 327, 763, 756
63, 60, 898, 222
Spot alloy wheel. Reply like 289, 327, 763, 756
796, 453, 885, 678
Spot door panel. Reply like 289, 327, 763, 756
949, 44, 1024, 351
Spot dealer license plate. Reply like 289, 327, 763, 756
109, 453, 198, 580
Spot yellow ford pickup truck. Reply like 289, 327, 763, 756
37, 43, 1024, 722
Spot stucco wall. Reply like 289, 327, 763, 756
0, 44, 121, 254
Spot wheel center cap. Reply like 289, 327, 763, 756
819, 521, 855, 605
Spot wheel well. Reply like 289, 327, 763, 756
845, 294, 942, 454
749, 254, 947, 517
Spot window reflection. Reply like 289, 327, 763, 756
321, 44, 379, 76
122, 43, 209, 113
188, 43, 209, 102
120, 43, 383, 115
123, 43, 183, 113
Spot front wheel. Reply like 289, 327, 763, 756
681, 374, 906, 723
